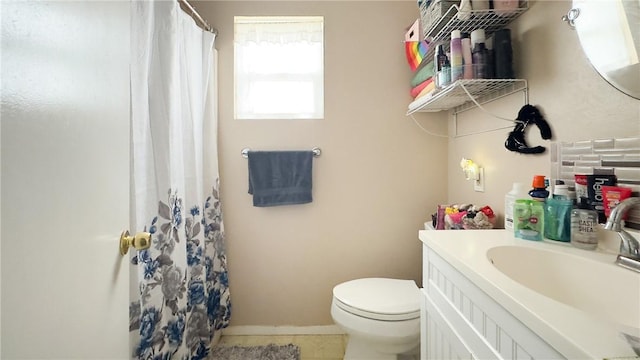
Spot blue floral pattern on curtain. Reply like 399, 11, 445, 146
129, 182, 231, 360
129, 1, 229, 358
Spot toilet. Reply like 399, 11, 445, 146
331, 278, 420, 360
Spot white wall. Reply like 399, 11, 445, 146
198, 1, 448, 327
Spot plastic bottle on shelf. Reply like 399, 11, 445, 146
485, 35, 495, 79
434, 44, 448, 88
471, 29, 489, 79
493, 29, 514, 79
441, 59, 451, 87
450, 30, 463, 82
504, 182, 528, 232
461, 33, 473, 79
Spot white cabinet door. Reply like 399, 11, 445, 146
422, 293, 473, 360
1, 1, 130, 358
421, 244, 566, 360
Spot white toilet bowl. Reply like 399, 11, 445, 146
331, 278, 420, 360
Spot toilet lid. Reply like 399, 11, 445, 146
333, 278, 420, 321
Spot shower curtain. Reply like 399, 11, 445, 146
128, 1, 230, 359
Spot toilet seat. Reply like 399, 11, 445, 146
332, 278, 420, 321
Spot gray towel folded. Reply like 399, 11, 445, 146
248, 151, 314, 207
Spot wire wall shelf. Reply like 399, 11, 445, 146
421, 1, 529, 64
406, 79, 528, 115
408, 1, 530, 115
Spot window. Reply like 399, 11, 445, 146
234, 16, 324, 120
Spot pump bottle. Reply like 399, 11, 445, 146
505, 182, 528, 232
571, 198, 599, 250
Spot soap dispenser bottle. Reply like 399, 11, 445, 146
571, 198, 599, 250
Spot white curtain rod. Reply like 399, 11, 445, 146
178, 0, 218, 35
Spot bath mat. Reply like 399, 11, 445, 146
210, 343, 300, 360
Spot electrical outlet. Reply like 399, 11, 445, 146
474, 168, 485, 192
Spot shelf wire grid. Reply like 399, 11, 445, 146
406, 79, 527, 115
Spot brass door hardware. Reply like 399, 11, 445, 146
119, 230, 151, 255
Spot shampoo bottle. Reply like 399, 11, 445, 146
461, 33, 473, 79
504, 182, 528, 232
471, 29, 489, 79
571, 198, 599, 250
450, 30, 463, 82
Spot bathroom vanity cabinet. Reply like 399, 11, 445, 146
418, 229, 640, 360
420, 243, 564, 360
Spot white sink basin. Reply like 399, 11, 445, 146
487, 245, 640, 330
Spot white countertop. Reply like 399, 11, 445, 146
419, 229, 640, 360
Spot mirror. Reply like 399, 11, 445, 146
567, 0, 640, 99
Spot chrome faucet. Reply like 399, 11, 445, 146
603, 197, 640, 272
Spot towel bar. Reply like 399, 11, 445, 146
241, 147, 321, 158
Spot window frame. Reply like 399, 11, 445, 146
233, 15, 325, 120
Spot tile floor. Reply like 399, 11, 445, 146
217, 334, 347, 360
